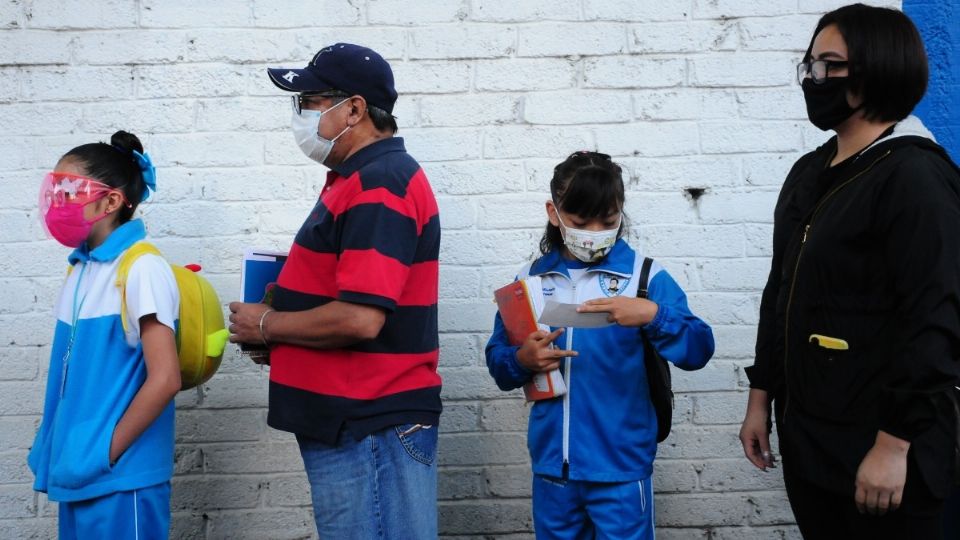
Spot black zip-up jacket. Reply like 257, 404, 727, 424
746, 118, 960, 498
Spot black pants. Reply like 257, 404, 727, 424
783, 464, 944, 540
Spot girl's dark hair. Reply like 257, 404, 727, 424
539, 151, 627, 255
62, 130, 146, 223
804, 3, 928, 122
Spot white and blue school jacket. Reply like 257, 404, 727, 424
486, 239, 715, 482
28, 219, 180, 502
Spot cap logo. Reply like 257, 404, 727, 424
316, 46, 334, 57
282, 71, 299, 83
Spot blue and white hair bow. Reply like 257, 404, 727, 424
131, 150, 156, 202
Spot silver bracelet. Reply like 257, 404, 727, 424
258, 309, 275, 346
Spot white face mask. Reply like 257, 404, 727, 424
291, 99, 350, 165
554, 208, 622, 263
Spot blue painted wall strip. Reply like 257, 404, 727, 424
903, 0, 960, 161
901, 6, 960, 537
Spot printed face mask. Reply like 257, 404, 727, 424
290, 98, 351, 165
39, 172, 125, 248
802, 77, 861, 131
554, 208, 622, 263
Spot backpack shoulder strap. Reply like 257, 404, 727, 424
116, 241, 163, 334
637, 257, 654, 299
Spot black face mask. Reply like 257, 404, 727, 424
802, 77, 861, 131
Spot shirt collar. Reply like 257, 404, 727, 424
68, 219, 147, 265
330, 137, 406, 178
530, 238, 635, 277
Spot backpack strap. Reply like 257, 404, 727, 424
637, 256, 654, 299
115, 241, 162, 334
636, 256, 674, 443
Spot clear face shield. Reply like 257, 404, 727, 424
38, 172, 130, 242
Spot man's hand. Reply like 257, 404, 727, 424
577, 297, 658, 327
516, 328, 577, 372
739, 388, 776, 471
228, 302, 273, 345
855, 431, 909, 516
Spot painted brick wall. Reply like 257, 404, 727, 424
904, 0, 960, 161
0, 1, 906, 538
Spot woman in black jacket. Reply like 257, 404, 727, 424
738, 4, 960, 538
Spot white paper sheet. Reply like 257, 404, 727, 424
537, 300, 613, 328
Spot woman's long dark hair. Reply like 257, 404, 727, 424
539, 151, 627, 255
61, 130, 146, 223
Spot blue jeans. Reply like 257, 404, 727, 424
297, 424, 438, 540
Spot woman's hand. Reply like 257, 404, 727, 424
516, 328, 577, 372
739, 388, 776, 470
577, 297, 658, 327
854, 431, 909, 516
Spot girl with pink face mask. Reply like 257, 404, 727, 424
30, 131, 181, 539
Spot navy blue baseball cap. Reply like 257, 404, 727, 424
267, 43, 398, 114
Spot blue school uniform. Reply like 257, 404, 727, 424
486, 239, 715, 539
28, 219, 179, 538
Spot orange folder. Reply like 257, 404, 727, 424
493, 279, 567, 401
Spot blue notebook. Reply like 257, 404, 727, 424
242, 249, 288, 303
240, 248, 288, 351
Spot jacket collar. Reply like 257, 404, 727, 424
68, 219, 147, 265
331, 137, 406, 178
530, 238, 636, 278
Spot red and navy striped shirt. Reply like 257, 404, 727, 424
267, 137, 441, 444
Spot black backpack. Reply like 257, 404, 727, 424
638, 257, 674, 443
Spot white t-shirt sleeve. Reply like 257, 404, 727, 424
124, 253, 180, 340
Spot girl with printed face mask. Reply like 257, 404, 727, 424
30, 131, 181, 539
485, 151, 715, 540
739, 4, 960, 538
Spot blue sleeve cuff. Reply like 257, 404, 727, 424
642, 303, 670, 336
508, 347, 532, 378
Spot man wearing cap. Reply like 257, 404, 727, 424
228, 43, 442, 538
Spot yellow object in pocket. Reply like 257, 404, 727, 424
809, 334, 849, 350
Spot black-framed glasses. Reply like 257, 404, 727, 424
291, 91, 351, 115
797, 59, 849, 85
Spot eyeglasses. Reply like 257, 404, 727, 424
797, 59, 849, 85
291, 92, 351, 115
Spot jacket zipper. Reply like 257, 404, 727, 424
60, 263, 89, 399
562, 281, 575, 481
781, 149, 892, 421
541, 265, 630, 480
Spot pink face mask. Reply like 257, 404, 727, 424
39, 172, 129, 248
43, 201, 111, 248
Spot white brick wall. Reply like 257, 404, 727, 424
0, 0, 901, 538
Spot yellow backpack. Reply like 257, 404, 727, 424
116, 242, 229, 390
